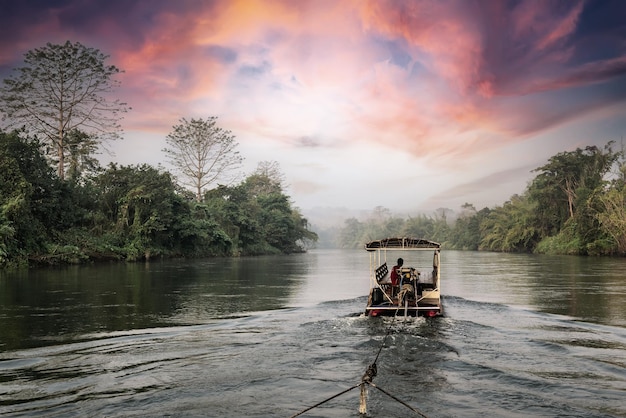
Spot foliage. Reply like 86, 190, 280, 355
431, 141, 625, 255
3, 122, 624, 265
593, 155, 626, 255
451, 204, 490, 250
65, 129, 102, 181
478, 194, 540, 252
0, 131, 58, 265
335, 141, 625, 256
89, 163, 233, 260
204, 170, 317, 255
163, 117, 243, 202
527, 143, 620, 255
335, 209, 451, 249
0, 41, 128, 180
534, 220, 582, 255
528, 143, 618, 234
0, 131, 316, 267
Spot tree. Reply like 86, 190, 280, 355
476, 195, 524, 252
452, 205, 491, 250
92, 163, 231, 260
595, 186, 626, 254
402, 214, 434, 239
163, 117, 243, 202
204, 171, 318, 255
530, 144, 618, 224
0, 131, 59, 264
0, 41, 128, 180
65, 129, 101, 181
204, 183, 260, 254
593, 149, 626, 255
337, 218, 365, 249
249, 160, 287, 195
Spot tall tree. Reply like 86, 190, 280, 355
163, 117, 243, 202
65, 129, 101, 181
249, 160, 286, 195
0, 41, 128, 180
593, 148, 626, 254
529, 143, 618, 235
595, 186, 626, 254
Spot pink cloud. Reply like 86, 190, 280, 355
358, 0, 484, 93
512, 0, 583, 52
2, 0, 625, 169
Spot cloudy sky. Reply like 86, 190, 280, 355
1, 0, 625, 215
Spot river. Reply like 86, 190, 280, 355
0, 249, 625, 417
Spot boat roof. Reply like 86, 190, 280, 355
364, 237, 441, 251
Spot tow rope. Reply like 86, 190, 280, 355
288, 310, 430, 417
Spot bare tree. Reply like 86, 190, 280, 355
164, 116, 243, 202
0, 41, 129, 180
248, 160, 287, 196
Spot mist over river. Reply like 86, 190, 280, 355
1, 249, 625, 417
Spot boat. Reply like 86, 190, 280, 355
364, 237, 442, 318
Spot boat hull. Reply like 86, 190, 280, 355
365, 290, 442, 318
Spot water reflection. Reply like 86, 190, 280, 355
169, 255, 313, 321
445, 251, 626, 327
0, 255, 312, 351
526, 255, 626, 325
2, 250, 625, 352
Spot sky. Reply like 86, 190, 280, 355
1, 0, 626, 219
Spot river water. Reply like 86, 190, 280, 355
0, 249, 625, 417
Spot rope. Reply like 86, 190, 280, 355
364, 307, 430, 417
288, 306, 431, 417
367, 382, 430, 418
288, 383, 361, 418
372, 305, 399, 364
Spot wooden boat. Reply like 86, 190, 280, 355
364, 237, 442, 318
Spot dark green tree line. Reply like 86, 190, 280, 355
451, 141, 625, 255
0, 131, 316, 267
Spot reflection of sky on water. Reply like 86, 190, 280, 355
444, 250, 626, 327
287, 249, 369, 307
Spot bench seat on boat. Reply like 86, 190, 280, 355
375, 263, 396, 299
375, 263, 389, 282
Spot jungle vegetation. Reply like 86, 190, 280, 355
0, 130, 317, 267
336, 142, 626, 256
0, 41, 316, 267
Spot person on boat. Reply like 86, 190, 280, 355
390, 258, 403, 286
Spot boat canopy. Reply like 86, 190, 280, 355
364, 237, 440, 251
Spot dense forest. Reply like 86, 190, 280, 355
0, 41, 317, 268
0, 131, 317, 268
335, 142, 626, 256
